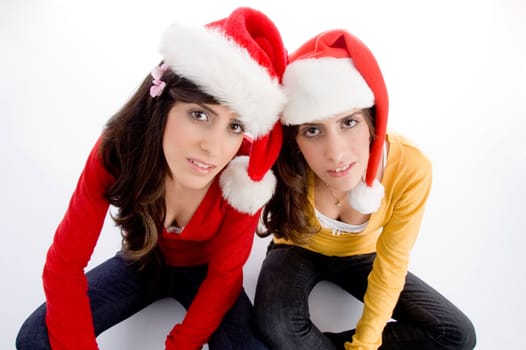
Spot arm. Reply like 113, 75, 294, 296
43, 139, 113, 349
165, 208, 259, 350
347, 150, 433, 350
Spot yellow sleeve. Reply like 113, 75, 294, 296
346, 142, 433, 350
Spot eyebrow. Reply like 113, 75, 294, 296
301, 122, 322, 128
338, 111, 363, 122
197, 103, 219, 117
198, 103, 245, 127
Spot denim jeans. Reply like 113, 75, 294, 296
16, 252, 267, 350
254, 243, 476, 350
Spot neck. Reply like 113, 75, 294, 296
164, 177, 210, 228
314, 175, 372, 225
316, 177, 348, 207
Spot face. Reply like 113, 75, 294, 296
162, 101, 245, 190
296, 109, 371, 192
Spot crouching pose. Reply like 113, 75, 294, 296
16, 7, 287, 350
254, 29, 476, 350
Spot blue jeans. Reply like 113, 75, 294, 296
16, 253, 267, 350
254, 243, 476, 350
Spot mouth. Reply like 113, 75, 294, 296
327, 163, 354, 177
188, 158, 215, 173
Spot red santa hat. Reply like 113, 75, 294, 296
282, 29, 389, 214
158, 7, 287, 214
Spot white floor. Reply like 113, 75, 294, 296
3, 1, 526, 349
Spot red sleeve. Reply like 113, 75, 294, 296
165, 208, 260, 350
43, 138, 114, 349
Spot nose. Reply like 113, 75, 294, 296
200, 126, 224, 156
323, 133, 347, 163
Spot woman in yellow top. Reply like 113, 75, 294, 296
254, 29, 476, 350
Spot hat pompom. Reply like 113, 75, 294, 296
220, 156, 277, 215
348, 178, 384, 214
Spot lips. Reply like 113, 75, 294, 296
334, 164, 350, 172
188, 158, 215, 173
327, 162, 354, 177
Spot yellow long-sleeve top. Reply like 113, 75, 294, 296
274, 132, 432, 350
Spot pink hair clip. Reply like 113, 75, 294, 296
149, 63, 169, 97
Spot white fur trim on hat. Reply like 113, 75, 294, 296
220, 156, 277, 215
282, 57, 374, 125
347, 178, 384, 214
159, 23, 286, 137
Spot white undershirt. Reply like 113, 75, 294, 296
166, 225, 183, 234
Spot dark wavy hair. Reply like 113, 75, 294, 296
258, 107, 376, 244
99, 63, 219, 270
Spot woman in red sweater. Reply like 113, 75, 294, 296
16, 7, 286, 350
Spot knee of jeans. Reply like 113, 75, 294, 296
255, 304, 313, 345
455, 316, 477, 350
16, 323, 47, 350
434, 313, 477, 350
15, 328, 26, 349
16, 308, 50, 350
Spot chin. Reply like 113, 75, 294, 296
189, 178, 214, 190
175, 173, 214, 191
334, 177, 361, 192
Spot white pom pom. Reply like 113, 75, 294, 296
347, 179, 384, 214
219, 156, 277, 215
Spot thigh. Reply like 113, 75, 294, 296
254, 244, 321, 320
163, 265, 267, 349
208, 288, 268, 350
254, 244, 337, 350
16, 253, 160, 349
386, 272, 476, 350
16, 302, 50, 350
327, 252, 376, 301
86, 253, 163, 335
164, 264, 208, 309
393, 272, 470, 331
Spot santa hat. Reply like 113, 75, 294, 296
282, 29, 388, 214
158, 7, 287, 214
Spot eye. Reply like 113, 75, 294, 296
229, 121, 246, 134
341, 117, 358, 129
302, 126, 321, 138
190, 110, 209, 122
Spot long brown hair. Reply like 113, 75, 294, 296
259, 107, 376, 243
100, 64, 219, 269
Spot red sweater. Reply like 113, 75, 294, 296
42, 139, 258, 350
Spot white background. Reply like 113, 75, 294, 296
2, 0, 525, 349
